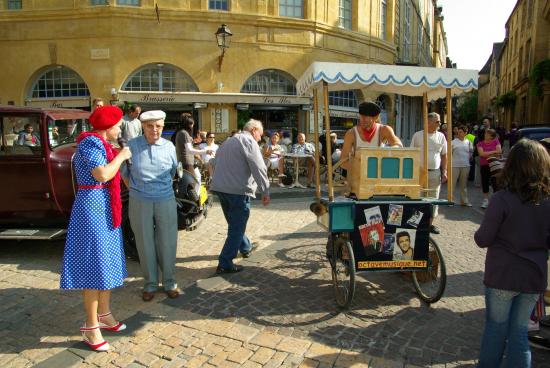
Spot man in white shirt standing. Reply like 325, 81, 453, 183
121, 104, 142, 141
410, 112, 447, 234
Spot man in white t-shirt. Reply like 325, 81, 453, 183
410, 112, 447, 234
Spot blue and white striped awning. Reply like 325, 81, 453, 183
296, 62, 478, 100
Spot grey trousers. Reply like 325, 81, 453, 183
426, 170, 442, 218
129, 196, 178, 292
452, 166, 470, 204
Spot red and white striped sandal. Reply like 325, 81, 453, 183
98, 311, 127, 332
80, 325, 109, 352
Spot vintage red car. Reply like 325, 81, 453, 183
0, 106, 92, 235
0, 106, 210, 259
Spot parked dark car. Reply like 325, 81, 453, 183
517, 126, 550, 141
0, 106, 209, 260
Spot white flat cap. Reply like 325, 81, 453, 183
139, 110, 166, 122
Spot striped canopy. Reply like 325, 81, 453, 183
296, 62, 478, 100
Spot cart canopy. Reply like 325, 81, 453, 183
296, 62, 478, 100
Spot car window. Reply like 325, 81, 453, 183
0, 116, 42, 156
49, 118, 87, 147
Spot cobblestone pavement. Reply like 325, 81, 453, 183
0, 183, 549, 367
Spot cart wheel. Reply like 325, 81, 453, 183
412, 237, 446, 304
331, 237, 356, 309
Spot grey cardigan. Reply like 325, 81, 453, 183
210, 131, 270, 197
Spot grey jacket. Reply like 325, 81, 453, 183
210, 131, 270, 197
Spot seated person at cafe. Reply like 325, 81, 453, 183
339, 101, 402, 171
198, 132, 219, 178
58, 121, 78, 143
262, 132, 287, 187
290, 132, 316, 187
16, 124, 40, 146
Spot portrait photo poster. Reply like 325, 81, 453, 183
363, 206, 383, 225
387, 204, 404, 226
393, 228, 416, 260
406, 209, 424, 228
382, 233, 395, 255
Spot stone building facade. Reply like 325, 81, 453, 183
479, 0, 550, 128
0, 0, 403, 136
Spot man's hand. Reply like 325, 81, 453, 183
262, 194, 270, 206
441, 171, 448, 184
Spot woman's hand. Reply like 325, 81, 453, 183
118, 147, 132, 161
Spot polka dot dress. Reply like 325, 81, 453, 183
60, 136, 127, 290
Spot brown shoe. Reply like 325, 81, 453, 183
166, 289, 180, 299
142, 291, 155, 302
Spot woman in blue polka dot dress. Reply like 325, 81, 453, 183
60, 106, 132, 352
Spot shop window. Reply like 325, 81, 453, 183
241, 69, 296, 95
209, 0, 228, 10
91, 0, 108, 5
122, 63, 198, 92
1, 116, 41, 156
117, 0, 140, 6
328, 90, 358, 108
7, 0, 22, 9
280, 0, 303, 18
339, 0, 352, 30
30, 67, 90, 99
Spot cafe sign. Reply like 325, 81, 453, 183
117, 92, 310, 105
25, 98, 90, 109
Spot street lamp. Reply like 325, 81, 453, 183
215, 24, 232, 72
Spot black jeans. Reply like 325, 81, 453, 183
480, 165, 497, 194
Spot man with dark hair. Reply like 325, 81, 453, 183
339, 101, 402, 171
120, 104, 142, 141
395, 231, 413, 259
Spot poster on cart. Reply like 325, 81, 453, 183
353, 202, 431, 271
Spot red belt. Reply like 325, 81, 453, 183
78, 184, 109, 189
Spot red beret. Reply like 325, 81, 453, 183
89, 106, 123, 130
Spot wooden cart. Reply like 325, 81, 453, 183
296, 62, 478, 308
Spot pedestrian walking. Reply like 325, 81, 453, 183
174, 113, 212, 194
60, 106, 132, 352
120, 110, 179, 301
477, 128, 501, 209
210, 119, 270, 274
451, 125, 473, 206
475, 139, 550, 368
409, 112, 447, 234
120, 104, 142, 141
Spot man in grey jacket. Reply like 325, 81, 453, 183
210, 119, 270, 274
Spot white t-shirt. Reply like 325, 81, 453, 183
198, 142, 218, 163
410, 130, 447, 170
451, 138, 472, 168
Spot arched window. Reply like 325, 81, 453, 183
241, 69, 296, 95
121, 63, 198, 92
30, 66, 89, 98
329, 90, 359, 108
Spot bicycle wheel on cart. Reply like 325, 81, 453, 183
412, 237, 446, 304
329, 234, 356, 309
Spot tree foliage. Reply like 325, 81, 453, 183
529, 59, 550, 97
458, 91, 478, 123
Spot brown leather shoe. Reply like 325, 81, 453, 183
142, 291, 155, 302
166, 289, 180, 299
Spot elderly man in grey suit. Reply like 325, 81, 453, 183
210, 119, 270, 274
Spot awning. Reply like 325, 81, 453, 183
296, 62, 478, 100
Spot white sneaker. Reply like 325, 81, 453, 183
481, 199, 489, 209
278, 183, 286, 188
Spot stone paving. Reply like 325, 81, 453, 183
0, 182, 549, 367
